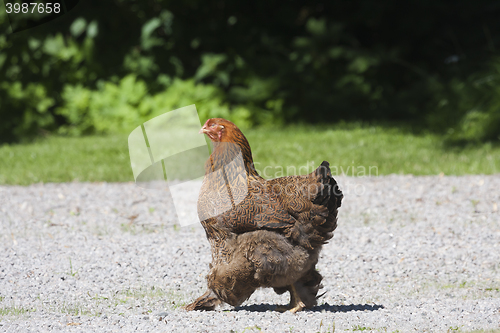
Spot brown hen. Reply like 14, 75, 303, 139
184, 118, 342, 313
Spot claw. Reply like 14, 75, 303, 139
289, 301, 305, 313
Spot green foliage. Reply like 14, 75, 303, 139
57, 75, 149, 135
0, 81, 55, 138
0, 25, 98, 142
422, 56, 500, 144
458, 111, 495, 142
448, 59, 500, 143
0, 0, 499, 143
56, 76, 254, 134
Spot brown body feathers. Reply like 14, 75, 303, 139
185, 118, 343, 312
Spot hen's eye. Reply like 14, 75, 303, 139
211, 124, 216, 128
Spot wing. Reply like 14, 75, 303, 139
197, 158, 341, 248
198, 174, 296, 234
226, 177, 298, 232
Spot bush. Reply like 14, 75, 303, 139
56, 75, 261, 135
1, 1, 499, 143
0, 81, 56, 142
436, 58, 500, 143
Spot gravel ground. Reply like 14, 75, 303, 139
0, 175, 499, 333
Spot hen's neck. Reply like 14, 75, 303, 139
210, 130, 260, 178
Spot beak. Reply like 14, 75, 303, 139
199, 125, 207, 134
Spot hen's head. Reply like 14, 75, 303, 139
200, 118, 255, 169
199, 118, 239, 142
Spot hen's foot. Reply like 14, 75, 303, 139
276, 302, 306, 313
184, 289, 221, 311
275, 285, 306, 313
289, 301, 306, 313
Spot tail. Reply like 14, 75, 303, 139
271, 160, 342, 250
291, 162, 341, 307
312, 161, 343, 242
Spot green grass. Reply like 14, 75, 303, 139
118, 286, 187, 309
248, 125, 500, 177
0, 125, 499, 185
0, 135, 130, 185
0, 306, 35, 316
59, 302, 94, 316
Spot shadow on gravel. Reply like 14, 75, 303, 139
233, 303, 384, 313
311, 303, 385, 312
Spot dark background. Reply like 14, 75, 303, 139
1, 0, 499, 143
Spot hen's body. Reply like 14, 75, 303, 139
185, 119, 342, 312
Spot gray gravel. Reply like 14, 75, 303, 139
0, 175, 499, 332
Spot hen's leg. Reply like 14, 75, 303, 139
184, 289, 221, 311
288, 284, 306, 313
275, 286, 292, 312
276, 284, 306, 313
